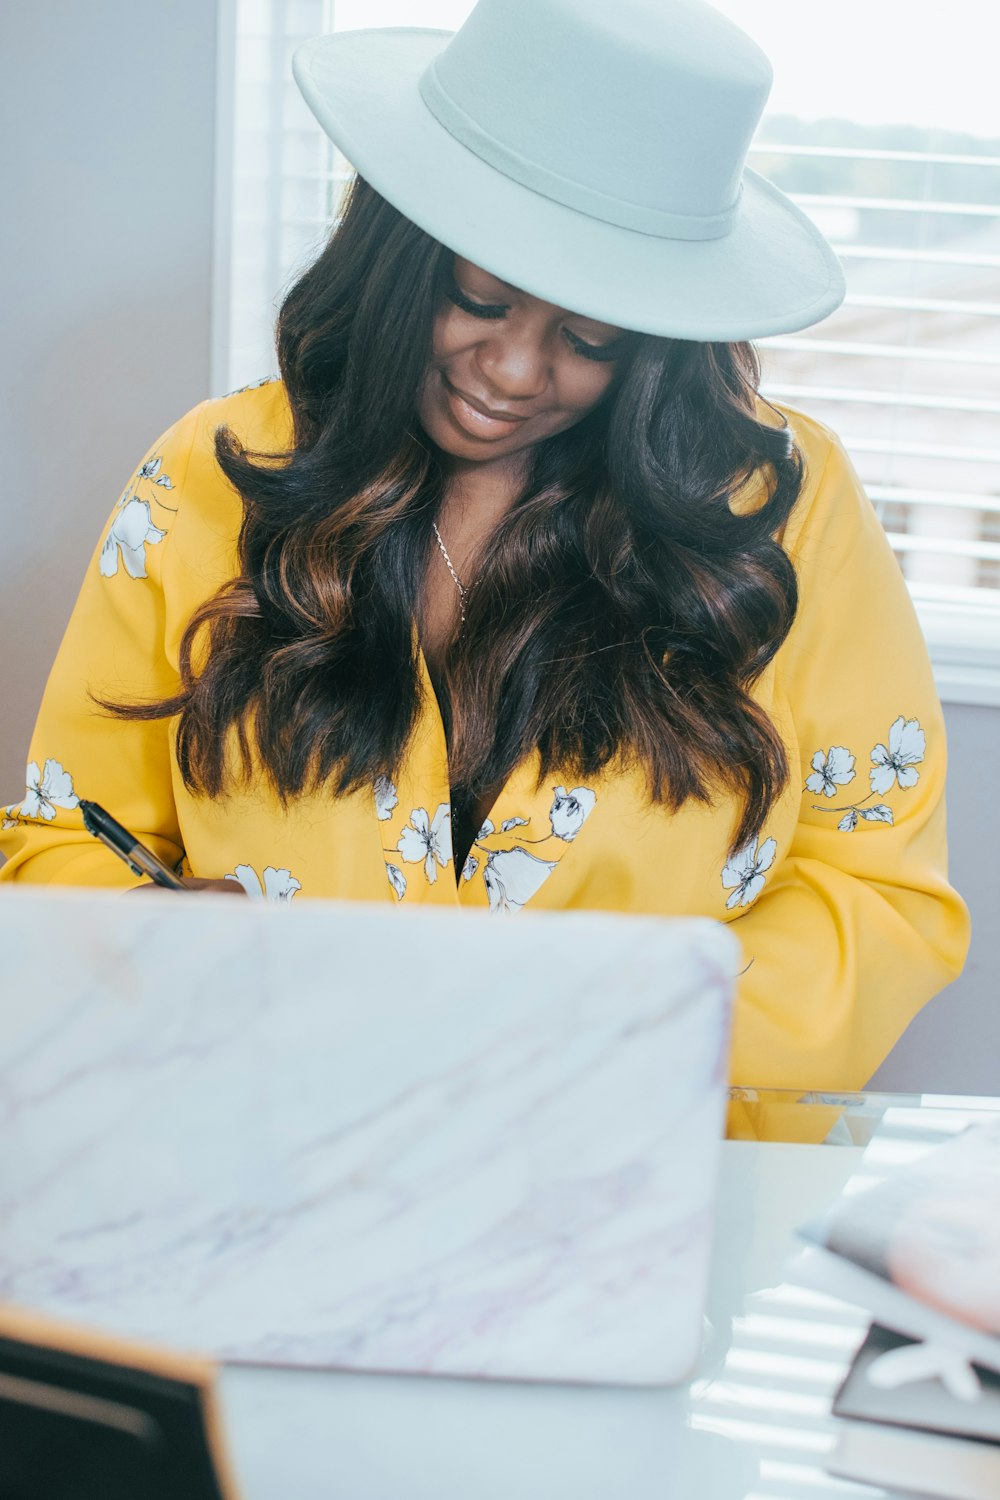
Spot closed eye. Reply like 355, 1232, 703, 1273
446, 276, 629, 362
562, 328, 629, 363
446, 279, 507, 320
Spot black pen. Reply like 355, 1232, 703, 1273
78, 800, 188, 891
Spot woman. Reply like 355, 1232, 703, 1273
0, 0, 969, 1105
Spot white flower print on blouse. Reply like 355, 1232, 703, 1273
225, 864, 301, 902
377, 785, 595, 915
99, 451, 177, 581
804, 746, 855, 798
374, 775, 399, 822
870, 717, 925, 794
99, 498, 166, 579
838, 804, 894, 833
458, 786, 597, 914
483, 846, 558, 914
549, 786, 597, 841
477, 815, 531, 839
18, 759, 80, 821
136, 457, 174, 491
396, 803, 452, 884
226, 375, 278, 396
722, 835, 777, 910
806, 716, 924, 833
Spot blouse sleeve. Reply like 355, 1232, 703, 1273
0, 401, 209, 887
726, 424, 971, 1111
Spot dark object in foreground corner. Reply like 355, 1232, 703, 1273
0, 1307, 237, 1500
829, 1323, 1000, 1500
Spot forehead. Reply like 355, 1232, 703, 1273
454, 256, 622, 334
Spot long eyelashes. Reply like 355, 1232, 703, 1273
446, 280, 507, 321
563, 329, 628, 364
444, 278, 624, 363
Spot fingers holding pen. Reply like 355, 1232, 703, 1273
127, 877, 250, 895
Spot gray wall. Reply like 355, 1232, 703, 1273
1, 2, 994, 1097
0, 0, 217, 767
870, 701, 998, 1095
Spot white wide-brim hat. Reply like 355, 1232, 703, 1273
293, 0, 845, 342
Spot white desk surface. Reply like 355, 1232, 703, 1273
219, 1140, 907, 1500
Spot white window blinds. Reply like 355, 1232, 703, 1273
753, 138, 1000, 624
216, 0, 1000, 694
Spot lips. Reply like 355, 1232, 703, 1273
449, 383, 527, 423
442, 376, 530, 439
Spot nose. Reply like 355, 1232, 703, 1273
474, 321, 550, 403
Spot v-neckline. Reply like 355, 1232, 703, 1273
372, 646, 601, 913
416, 643, 505, 856
417, 650, 503, 876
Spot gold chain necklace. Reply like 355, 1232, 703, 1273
431, 521, 469, 626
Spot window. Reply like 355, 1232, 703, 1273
216, 0, 1000, 701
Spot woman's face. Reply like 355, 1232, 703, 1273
418, 256, 630, 468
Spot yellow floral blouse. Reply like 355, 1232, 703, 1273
0, 378, 970, 1123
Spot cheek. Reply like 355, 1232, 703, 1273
430, 306, 468, 363
557, 361, 618, 418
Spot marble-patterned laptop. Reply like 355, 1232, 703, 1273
0, 888, 737, 1386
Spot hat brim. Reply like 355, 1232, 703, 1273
293, 28, 845, 341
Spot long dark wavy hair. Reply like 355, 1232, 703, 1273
104, 176, 805, 854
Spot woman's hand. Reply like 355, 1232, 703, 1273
128, 877, 249, 895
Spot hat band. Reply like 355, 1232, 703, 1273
418, 59, 741, 243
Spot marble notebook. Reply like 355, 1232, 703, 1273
0, 888, 737, 1386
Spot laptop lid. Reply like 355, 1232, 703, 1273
0, 888, 736, 1386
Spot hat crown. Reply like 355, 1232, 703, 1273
419, 0, 773, 241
